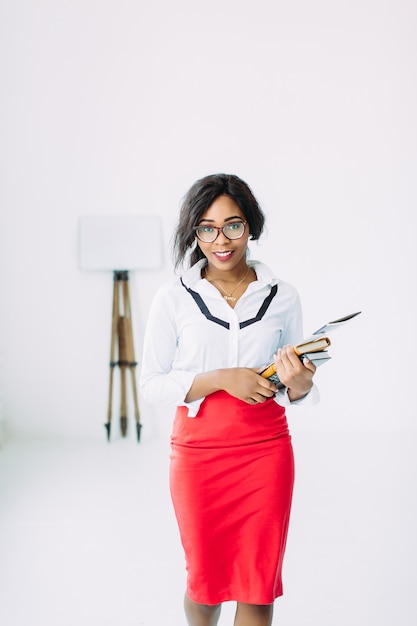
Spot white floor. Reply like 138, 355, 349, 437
1, 429, 416, 626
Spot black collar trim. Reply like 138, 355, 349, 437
180, 279, 278, 329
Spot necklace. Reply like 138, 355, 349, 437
205, 267, 250, 302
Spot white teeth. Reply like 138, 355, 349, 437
215, 251, 232, 257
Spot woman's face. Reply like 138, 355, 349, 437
196, 195, 249, 274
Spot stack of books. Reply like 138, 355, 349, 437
260, 311, 361, 389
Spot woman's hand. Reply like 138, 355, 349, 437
221, 368, 278, 404
274, 345, 316, 401
184, 368, 277, 404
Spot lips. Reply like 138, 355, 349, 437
213, 251, 234, 261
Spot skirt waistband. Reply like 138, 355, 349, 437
171, 391, 289, 449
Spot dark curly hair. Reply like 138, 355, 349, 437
173, 173, 265, 269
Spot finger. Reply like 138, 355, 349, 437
275, 348, 291, 374
302, 357, 316, 374
247, 389, 274, 404
280, 345, 300, 367
258, 379, 277, 394
254, 366, 278, 391
253, 392, 269, 403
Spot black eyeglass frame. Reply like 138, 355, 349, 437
193, 220, 248, 243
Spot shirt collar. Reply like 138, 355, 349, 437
180, 258, 279, 292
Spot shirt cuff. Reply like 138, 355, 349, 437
166, 371, 203, 417
275, 382, 320, 407
181, 398, 204, 418
168, 370, 198, 403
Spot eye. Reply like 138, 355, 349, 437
199, 226, 214, 233
226, 222, 242, 231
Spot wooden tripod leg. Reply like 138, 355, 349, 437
122, 278, 142, 441
118, 315, 129, 437
106, 277, 119, 441
119, 365, 128, 437
129, 368, 141, 441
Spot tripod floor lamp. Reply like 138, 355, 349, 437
78, 215, 163, 442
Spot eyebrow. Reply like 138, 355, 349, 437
198, 215, 243, 224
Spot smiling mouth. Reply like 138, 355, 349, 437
213, 251, 234, 259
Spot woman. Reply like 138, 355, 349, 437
139, 174, 318, 626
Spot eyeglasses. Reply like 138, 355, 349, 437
193, 220, 247, 243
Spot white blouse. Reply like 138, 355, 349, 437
139, 259, 319, 417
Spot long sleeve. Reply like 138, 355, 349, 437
139, 283, 198, 408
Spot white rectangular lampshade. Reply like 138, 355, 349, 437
78, 215, 163, 271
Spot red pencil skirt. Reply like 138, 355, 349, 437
169, 391, 295, 605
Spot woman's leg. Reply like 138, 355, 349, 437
184, 593, 222, 626
233, 602, 274, 626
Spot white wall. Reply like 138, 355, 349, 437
1, 0, 415, 441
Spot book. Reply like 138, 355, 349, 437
310, 311, 362, 336
259, 311, 361, 389
294, 336, 331, 355
259, 337, 331, 388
